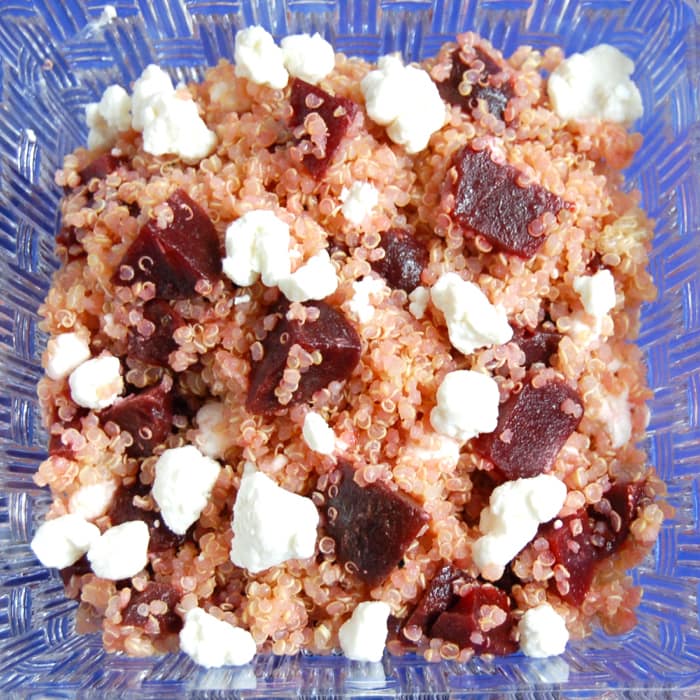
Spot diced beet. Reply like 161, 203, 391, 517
512, 325, 562, 367
108, 485, 186, 554
402, 564, 461, 637
49, 412, 86, 459
128, 299, 185, 367
246, 301, 361, 415
113, 189, 222, 299
429, 583, 517, 655
60, 554, 91, 590
324, 462, 429, 587
79, 154, 123, 185
463, 470, 501, 527
591, 480, 647, 558
122, 582, 182, 635
100, 382, 174, 458
452, 146, 571, 258
290, 78, 360, 178
473, 376, 583, 480
370, 228, 428, 293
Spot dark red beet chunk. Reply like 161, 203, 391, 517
370, 228, 428, 293
113, 189, 221, 299
49, 412, 86, 459
452, 146, 571, 258
473, 376, 583, 480
100, 382, 174, 458
512, 325, 562, 367
79, 154, 123, 185
429, 583, 517, 655
108, 485, 186, 554
128, 299, 185, 367
402, 564, 461, 638
324, 462, 429, 587
290, 78, 360, 178
56, 226, 86, 261
463, 470, 501, 527
122, 582, 182, 635
246, 301, 361, 415
591, 481, 648, 558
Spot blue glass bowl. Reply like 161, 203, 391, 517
0, 0, 698, 696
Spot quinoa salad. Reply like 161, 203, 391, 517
31, 27, 668, 666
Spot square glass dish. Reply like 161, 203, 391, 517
0, 0, 698, 696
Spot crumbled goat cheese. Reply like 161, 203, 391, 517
431, 272, 513, 355
518, 603, 570, 658
281, 33, 335, 84
598, 389, 632, 449
85, 84, 132, 150
68, 354, 123, 410
548, 44, 643, 123
278, 250, 339, 302
361, 54, 445, 153
179, 608, 257, 668
130, 64, 216, 163
472, 474, 567, 581
194, 401, 231, 459
430, 370, 500, 443
347, 275, 386, 324
30, 514, 100, 569
87, 520, 149, 580
152, 445, 221, 535
302, 412, 336, 455
222, 210, 291, 287
68, 481, 117, 521
338, 601, 391, 662
573, 269, 616, 319
408, 285, 430, 319
340, 182, 379, 224
230, 466, 319, 573
45, 332, 92, 380
234, 26, 288, 90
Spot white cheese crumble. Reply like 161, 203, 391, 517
573, 269, 616, 319
408, 285, 430, 319
278, 250, 338, 302
68, 481, 117, 521
68, 354, 123, 410
179, 608, 257, 668
131, 64, 174, 130
30, 514, 100, 569
361, 54, 445, 153
598, 389, 632, 449
152, 445, 221, 536
472, 474, 567, 581
194, 401, 231, 459
340, 182, 379, 224
347, 275, 386, 324
518, 603, 570, 658
87, 520, 149, 580
548, 44, 643, 123
222, 210, 291, 287
230, 466, 319, 573
85, 84, 132, 151
302, 412, 336, 455
281, 33, 335, 85
338, 601, 390, 662
234, 26, 288, 90
45, 332, 92, 381
430, 370, 500, 443
431, 272, 512, 355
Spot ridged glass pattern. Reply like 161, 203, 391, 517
0, 0, 698, 697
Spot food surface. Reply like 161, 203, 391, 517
33, 27, 666, 665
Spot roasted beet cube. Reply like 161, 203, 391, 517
452, 147, 570, 258
49, 412, 86, 459
246, 301, 361, 415
324, 462, 429, 587
370, 228, 428, 293
79, 154, 123, 185
113, 189, 221, 299
290, 78, 360, 178
100, 382, 174, 458
473, 376, 583, 480
591, 481, 648, 558
512, 325, 562, 367
402, 564, 461, 638
122, 582, 183, 635
128, 299, 185, 367
463, 470, 501, 527
429, 583, 517, 655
